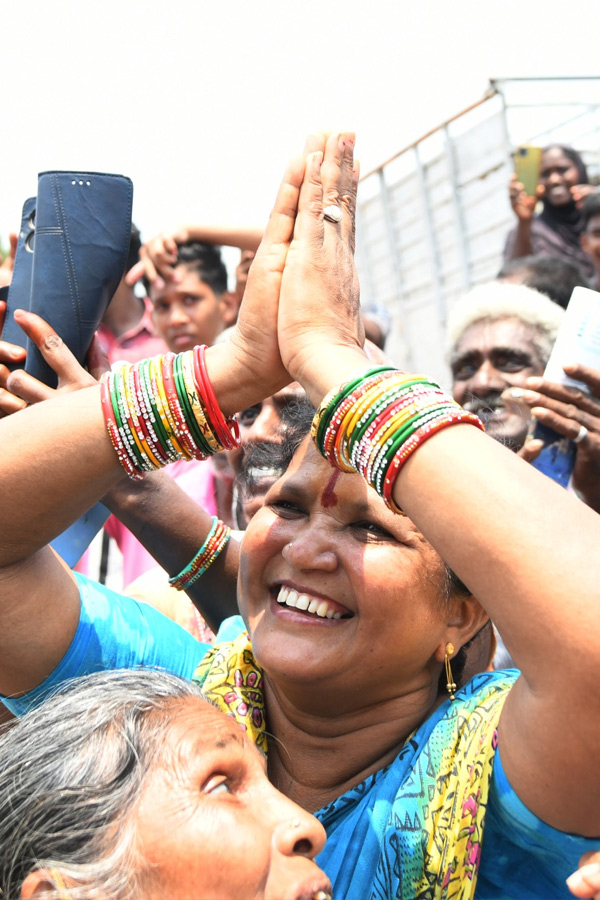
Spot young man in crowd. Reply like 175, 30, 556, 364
147, 242, 238, 353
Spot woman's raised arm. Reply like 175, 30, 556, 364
0, 143, 313, 698
276, 132, 600, 838
393, 423, 600, 834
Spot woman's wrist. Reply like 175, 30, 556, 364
290, 345, 372, 408
204, 337, 287, 417
510, 217, 534, 258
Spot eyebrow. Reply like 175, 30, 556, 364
184, 717, 244, 753
205, 731, 243, 752
487, 346, 535, 360
451, 345, 534, 368
450, 348, 481, 369
281, 476, 377, 519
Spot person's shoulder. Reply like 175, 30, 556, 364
74, 571, 210, 670
479, 742, 599, 899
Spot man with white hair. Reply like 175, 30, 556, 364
447, 281, 600, 512
447, 282, 564, 451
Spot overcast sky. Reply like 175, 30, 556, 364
1, 0, 597, 259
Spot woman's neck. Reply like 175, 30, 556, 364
264, 676, 444, 812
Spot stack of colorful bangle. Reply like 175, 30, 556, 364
100, 345, 240, 480
311, 366, 484, 512
168, 516, 232, 591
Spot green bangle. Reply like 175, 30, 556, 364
349, 377, 433, 452
372, 405, 452, 493
174, 352, 215, 457
313, 365, 397, 450
138, 357, 174, 461
114, 368, 146, 469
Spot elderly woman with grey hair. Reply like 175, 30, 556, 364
0, 668, 330, 900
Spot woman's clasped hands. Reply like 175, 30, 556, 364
213, 130, 366, 415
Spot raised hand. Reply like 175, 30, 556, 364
234, 249, 256, 303
277, 131, 365, 403
213, 137, 335, 411
508, 172, 539, 221
506, 363, 600, 512
126, 224, 264, 289
0, 233, 17, 289
126, 228, 186, 288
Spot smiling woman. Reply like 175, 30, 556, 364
1, 131, 600, 900
239, 437, 463, 707
504, 144, 597, 279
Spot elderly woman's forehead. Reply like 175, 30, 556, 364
166, 697, 246, 747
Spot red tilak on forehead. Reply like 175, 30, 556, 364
321, 469, 340, 508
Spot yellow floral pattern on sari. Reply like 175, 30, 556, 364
193, 631, 268, 756
408, 681, 508, 899
194, 633, 514, 900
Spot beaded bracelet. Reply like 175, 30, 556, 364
100, 347, 241, 479
168, 517, 232, 591
312, 368, 484, 513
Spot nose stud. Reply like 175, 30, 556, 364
312, 892, 332, 900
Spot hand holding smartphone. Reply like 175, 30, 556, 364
514, 146, 543, 197
531, 286, 600, 487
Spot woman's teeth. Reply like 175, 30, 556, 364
276, 585, 343, 619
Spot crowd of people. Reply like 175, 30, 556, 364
0, 131, 600, 900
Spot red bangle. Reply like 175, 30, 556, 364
382, 410, 482, 510
192, 344, 240, 450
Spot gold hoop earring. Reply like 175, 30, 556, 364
445, 642, 456, 701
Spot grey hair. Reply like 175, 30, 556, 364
445, 281, 565, 367
0, 668, 205, 900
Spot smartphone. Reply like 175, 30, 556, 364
514, 146, 543, 197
